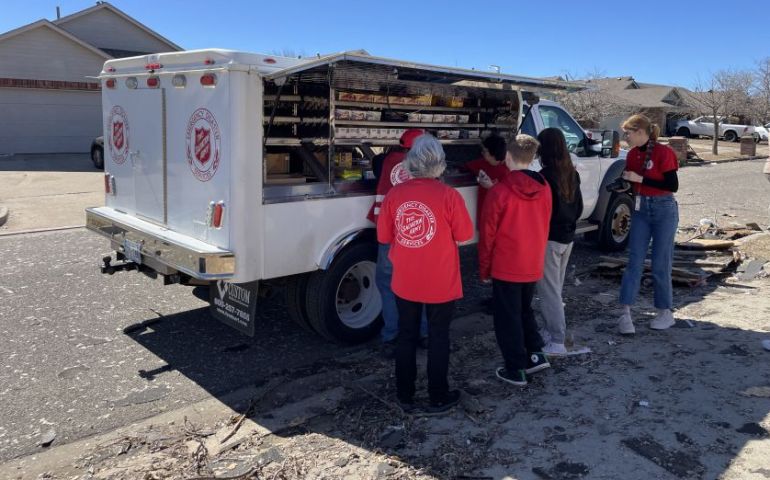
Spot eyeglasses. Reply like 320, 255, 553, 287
622, 129, 638, 138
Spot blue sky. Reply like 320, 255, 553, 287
3, 0, 769, 88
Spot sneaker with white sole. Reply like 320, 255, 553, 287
542, 342, 568, 356
618, 312, 635, 335
496, 367, 527, 386
525, 353, 551, 375
650, 310, 675, 330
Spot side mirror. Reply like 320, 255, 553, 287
601, 130, 620, 158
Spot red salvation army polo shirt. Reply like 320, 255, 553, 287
625, 143, 678, 197
377, 178, 473, 303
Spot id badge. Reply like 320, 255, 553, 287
634, 196, 641, 211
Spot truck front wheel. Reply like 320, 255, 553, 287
724, 130, 738, 142
284, 274, 315, 334
305, 242, 383, 343
598, 194, 633, 252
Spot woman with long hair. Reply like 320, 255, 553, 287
617, 114, 679, 334
534, 128, 583, 355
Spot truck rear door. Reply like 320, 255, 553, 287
104, 89, 164, 223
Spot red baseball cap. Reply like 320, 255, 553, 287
400, 129, 425, 149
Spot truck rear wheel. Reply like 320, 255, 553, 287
305, 242, 383, 343
724, 130, 738, 142
676, 127, 690, 138
598, 194, 633, 252
284, 274, 315, 334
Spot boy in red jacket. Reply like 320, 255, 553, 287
478, 134, 553, 386
378, 135, 473, 414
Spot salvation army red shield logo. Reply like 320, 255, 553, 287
390, 162, 411, 186
186, 108, 221, 182
107, 106, 129, 164
395, 201, 437, 248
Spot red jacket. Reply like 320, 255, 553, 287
465, 157, 510, 227
377, 178, 474, 303
367, 150, 410, 223
478, 170, 552, 283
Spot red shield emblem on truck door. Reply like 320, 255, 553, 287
186, 108, 221, 182
194, 127, 211, 165
106, 105, 129, 164
112, 121, 124, 150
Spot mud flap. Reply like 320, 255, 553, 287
209, 280, 259, 336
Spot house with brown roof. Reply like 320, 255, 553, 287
0, 2, 180, 154
585, 76, 692, 135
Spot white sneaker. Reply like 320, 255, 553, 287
618, 312, 635, 335
650, 310, 675, 330
542, 342, 568, 356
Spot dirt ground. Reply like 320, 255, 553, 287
2, 235, 769, 480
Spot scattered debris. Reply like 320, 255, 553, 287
622, 435, 705, 478
740, 387, 770, 398
38, 428, 56, 447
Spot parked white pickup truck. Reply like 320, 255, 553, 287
675, 116, 768, 143
85, 49, 631, 343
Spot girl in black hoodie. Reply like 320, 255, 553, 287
535, 128, 583, 356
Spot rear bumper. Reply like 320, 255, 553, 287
85, 207, 235, 280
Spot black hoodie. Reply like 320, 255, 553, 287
540, 167, 583, 244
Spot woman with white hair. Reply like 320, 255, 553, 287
377, 134, 473, 414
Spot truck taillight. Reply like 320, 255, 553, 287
200, 74, 217, 87
208, 201, 225, 228
147, 76, 160, 88
104, 173, 116, 195
105, 78, 116, 89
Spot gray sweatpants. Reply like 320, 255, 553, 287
535, 240, 574, 344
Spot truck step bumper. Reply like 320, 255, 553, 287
85, 207, 235, 280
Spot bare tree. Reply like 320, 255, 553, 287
752, 58, 770, 124
556, 70, 627, 128
684, 69, 754, 155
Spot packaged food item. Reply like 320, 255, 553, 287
457, 114, 470, 124
444, 114, 457, 123
372, 94, 388, 104
467, 130, 480, 139
414, 94, 433, 106
388, 129, 402, 139
407, 112, 421, 122
350, 110, 366, 121
432, 114, 446, 123
389, 95, 409, 105
335, 152, 354, 168
338, 168, 362, 180
419, 113, 434, 123
265, 153, 290, 174
338, 91, 357, 101
446, 96, 464, 108
334, 109, 352, 120
353, 93, 374, 103
365, 111, 382, 121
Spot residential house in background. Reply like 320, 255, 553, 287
586, 76, 692, 135
0, 2, 180, 154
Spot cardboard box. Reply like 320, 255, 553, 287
265, 153, 290, 174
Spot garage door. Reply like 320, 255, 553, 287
0, 88, 102, 154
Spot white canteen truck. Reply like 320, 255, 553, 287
85, 49, 629, 343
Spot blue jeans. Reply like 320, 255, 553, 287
619, 194, 679, 309
376, 243, 427, 342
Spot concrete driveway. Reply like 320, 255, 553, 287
0, 154, 103, 233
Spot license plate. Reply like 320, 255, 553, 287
123, 239, 143, 265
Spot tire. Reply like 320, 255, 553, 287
284, 274, 315, 334
723, 130, 738, 142
676, 127, 691, 138
304, 242, 382, 344
91, 146, 104, 169
597, 194, 633, 252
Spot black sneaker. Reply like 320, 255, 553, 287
496, 367, 527, 386
424, 390, 461, 415
381, 340, 396, 360
525, 353, 551, 375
